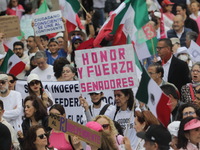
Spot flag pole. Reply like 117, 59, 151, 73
80, 3, 88, 14
151, 38, 155, 55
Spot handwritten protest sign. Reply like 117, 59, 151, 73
33, 10, 64, 36
48, 114, 102, 148
0, 16, 21, 38
75, 44, 139, 93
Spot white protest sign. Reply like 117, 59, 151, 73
75, 44, 139, 93
33, 10, 64, 36
188, 40, 200, 62
15, 80, 114, 124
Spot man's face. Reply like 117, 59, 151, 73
148, 66, 159, 82
156, 41, 171, 59
26, 37, 36, 50
0, 80, 8, 94
172, 16, 184, 32
13, 45, 24, 58
35, 58, 47, 70
176, 6, 185, 16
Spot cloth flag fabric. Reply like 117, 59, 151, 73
93, 0, 157, 60
0, 49, 25, 76
188, 40, 200, 62
59, 0, 84, 33
35, 0, 49, 15
136, 66, 171, 127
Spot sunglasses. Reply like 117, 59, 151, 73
183, 111, 196, 116
37, 133, 48, 139
9, 80, 15, 84
29, 80, 40, 86
89, 93, 100, 96
102, 124, 109, 129
0, 80, 6, 85
74, 41, 82, 45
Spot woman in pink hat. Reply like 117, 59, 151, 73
177, 117, 200, 150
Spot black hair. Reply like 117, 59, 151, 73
49, 104, 65, 115
161, 84, 179, 100
158, 38, 173, 49
176, 3, 189, 16
7, 73, 18, 81
0, 100, 3, 110
40, 35, 49, 41
13, 41, 24, 49
149, 62, 164, 78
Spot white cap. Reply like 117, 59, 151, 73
170, 38, 180, 45
0, 74, 8, 80
154, 12, 161, 18
174, 47, 188, 57
167, 121, 180, 137
27, 73, 40, 83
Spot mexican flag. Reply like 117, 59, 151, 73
136, 67, 171, 127
93, 0, 157, 60
35, 0, 49, 15
59, 0, 84, 33
0, 49, 25, 76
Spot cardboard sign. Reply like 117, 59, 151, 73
75, 44, 139, 93
33, 10, 64, 36
48, 114, 102, 148
0, 15, 21, 38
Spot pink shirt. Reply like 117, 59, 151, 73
49, 130, 73, 150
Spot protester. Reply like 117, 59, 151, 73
49, 104, 82, 150
26, 36, 39, 59
177, 117, 200, 150
79, 91, 116, 123
7, 73, 18, 90
93, 115, 124, 148
113, 88, 137, 149
185, 31, 198, 48
177, 103, 200, 120
27, 73, 53, 108
181, 62, 200, 102
0, 122, 12, 150
134, 110, 160, 150
23, 125, 54, 150
136, 124, 171, 150
6, 0, 24, 19
56, 64, 77, 81
40, 35, 49, 50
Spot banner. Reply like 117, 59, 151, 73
0, 16, 21, 38
188, 40, 200, 63
16, 80, 114, 124
75, 44, 139, 93
33, 10, 64, 36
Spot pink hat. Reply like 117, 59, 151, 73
184, 119, 200, 131
86, 121, 103, 132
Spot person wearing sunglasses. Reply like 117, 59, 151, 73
93, 115, 124, 149
177, 117, 200, 150
49, 104, 83, 150
0, 73, 23, 134
7, 73, 18, 90
23, 125, 56, 150
79, 91, 116, 124
27, 73, 53, 108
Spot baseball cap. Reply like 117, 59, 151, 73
167, 121, 180, 137
0, 74, 8, 80
137, 124, 171, 148
184, 119, 200, 131
174, 47, 188, 57
71, 36, 83, 43
27, 73, 41, 83
162, 0, 174, 5
86, 121, 103, 132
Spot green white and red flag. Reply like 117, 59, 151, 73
93, 0, 157, 60
136, 66, 171, 127
0, 49, 25, 76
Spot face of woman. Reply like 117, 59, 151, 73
24, 100, 36, 118
96, 117, 111, 133
48, 42, 59, 55
182, 107, 197, 119
29, 80, 41, 93
191, 65, 200, 83
165, 4, 173, 12
186, 127, 200, 145
190, 3, 199, 13
11, 0, 18, 7
133, 117, 145, 133
61, 66, 75, 81
8, 76, 16, 90
34, 128, 48, 148
73, 40, 82, 49
114, 90, 129, 110
49, 108, 62, 117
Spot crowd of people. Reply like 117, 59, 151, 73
1, 0, 200, 150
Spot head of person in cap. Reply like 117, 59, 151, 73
177, 117, 200, 149
161, 0, 174, 17
27, 73, 53, 108
167, 121, 180, 150
0, 74, 9, 94
137, 124, 171, 150
71, 36, 83, 50
175, 47, 191, 64
69, 30, 86, 42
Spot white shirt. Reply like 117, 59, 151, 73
163, 55, 173, 82
31, 65, 56, 81
176, 28, 184, 39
